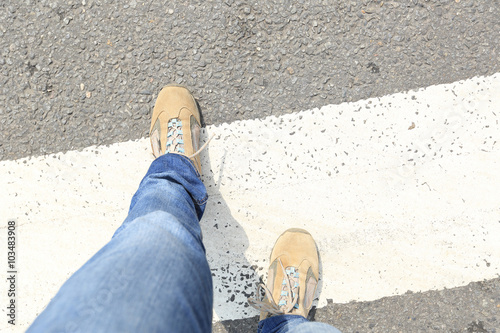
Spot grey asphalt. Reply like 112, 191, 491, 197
215, 279, 500, 332
1, 0, 499, 332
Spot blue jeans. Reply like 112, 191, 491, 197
28, 154, 341, 333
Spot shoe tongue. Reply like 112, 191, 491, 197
278, 266, 299, 312
166, 118, 184, 154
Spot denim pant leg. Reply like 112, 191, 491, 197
259, 315, 342, 333
28, 154, 213, 333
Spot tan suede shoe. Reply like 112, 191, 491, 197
248, 228, 320, 320
149, 85, 202, 174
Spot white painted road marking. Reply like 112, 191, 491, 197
1, 73, 499, 330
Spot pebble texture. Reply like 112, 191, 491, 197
0, 0, 499, 160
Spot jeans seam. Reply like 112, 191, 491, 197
176, 154, 202, 180
175, 154, 207, 206
196, 194, 208, 206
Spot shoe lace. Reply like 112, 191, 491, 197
248, 259, 300, 316
188, 134, 214, 158
166, 118, 214, 158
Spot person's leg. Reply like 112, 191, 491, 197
249, 229, 342, 333
258, 315, 342, 333
28, 85, 212, 333
28, 153, 212, 333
